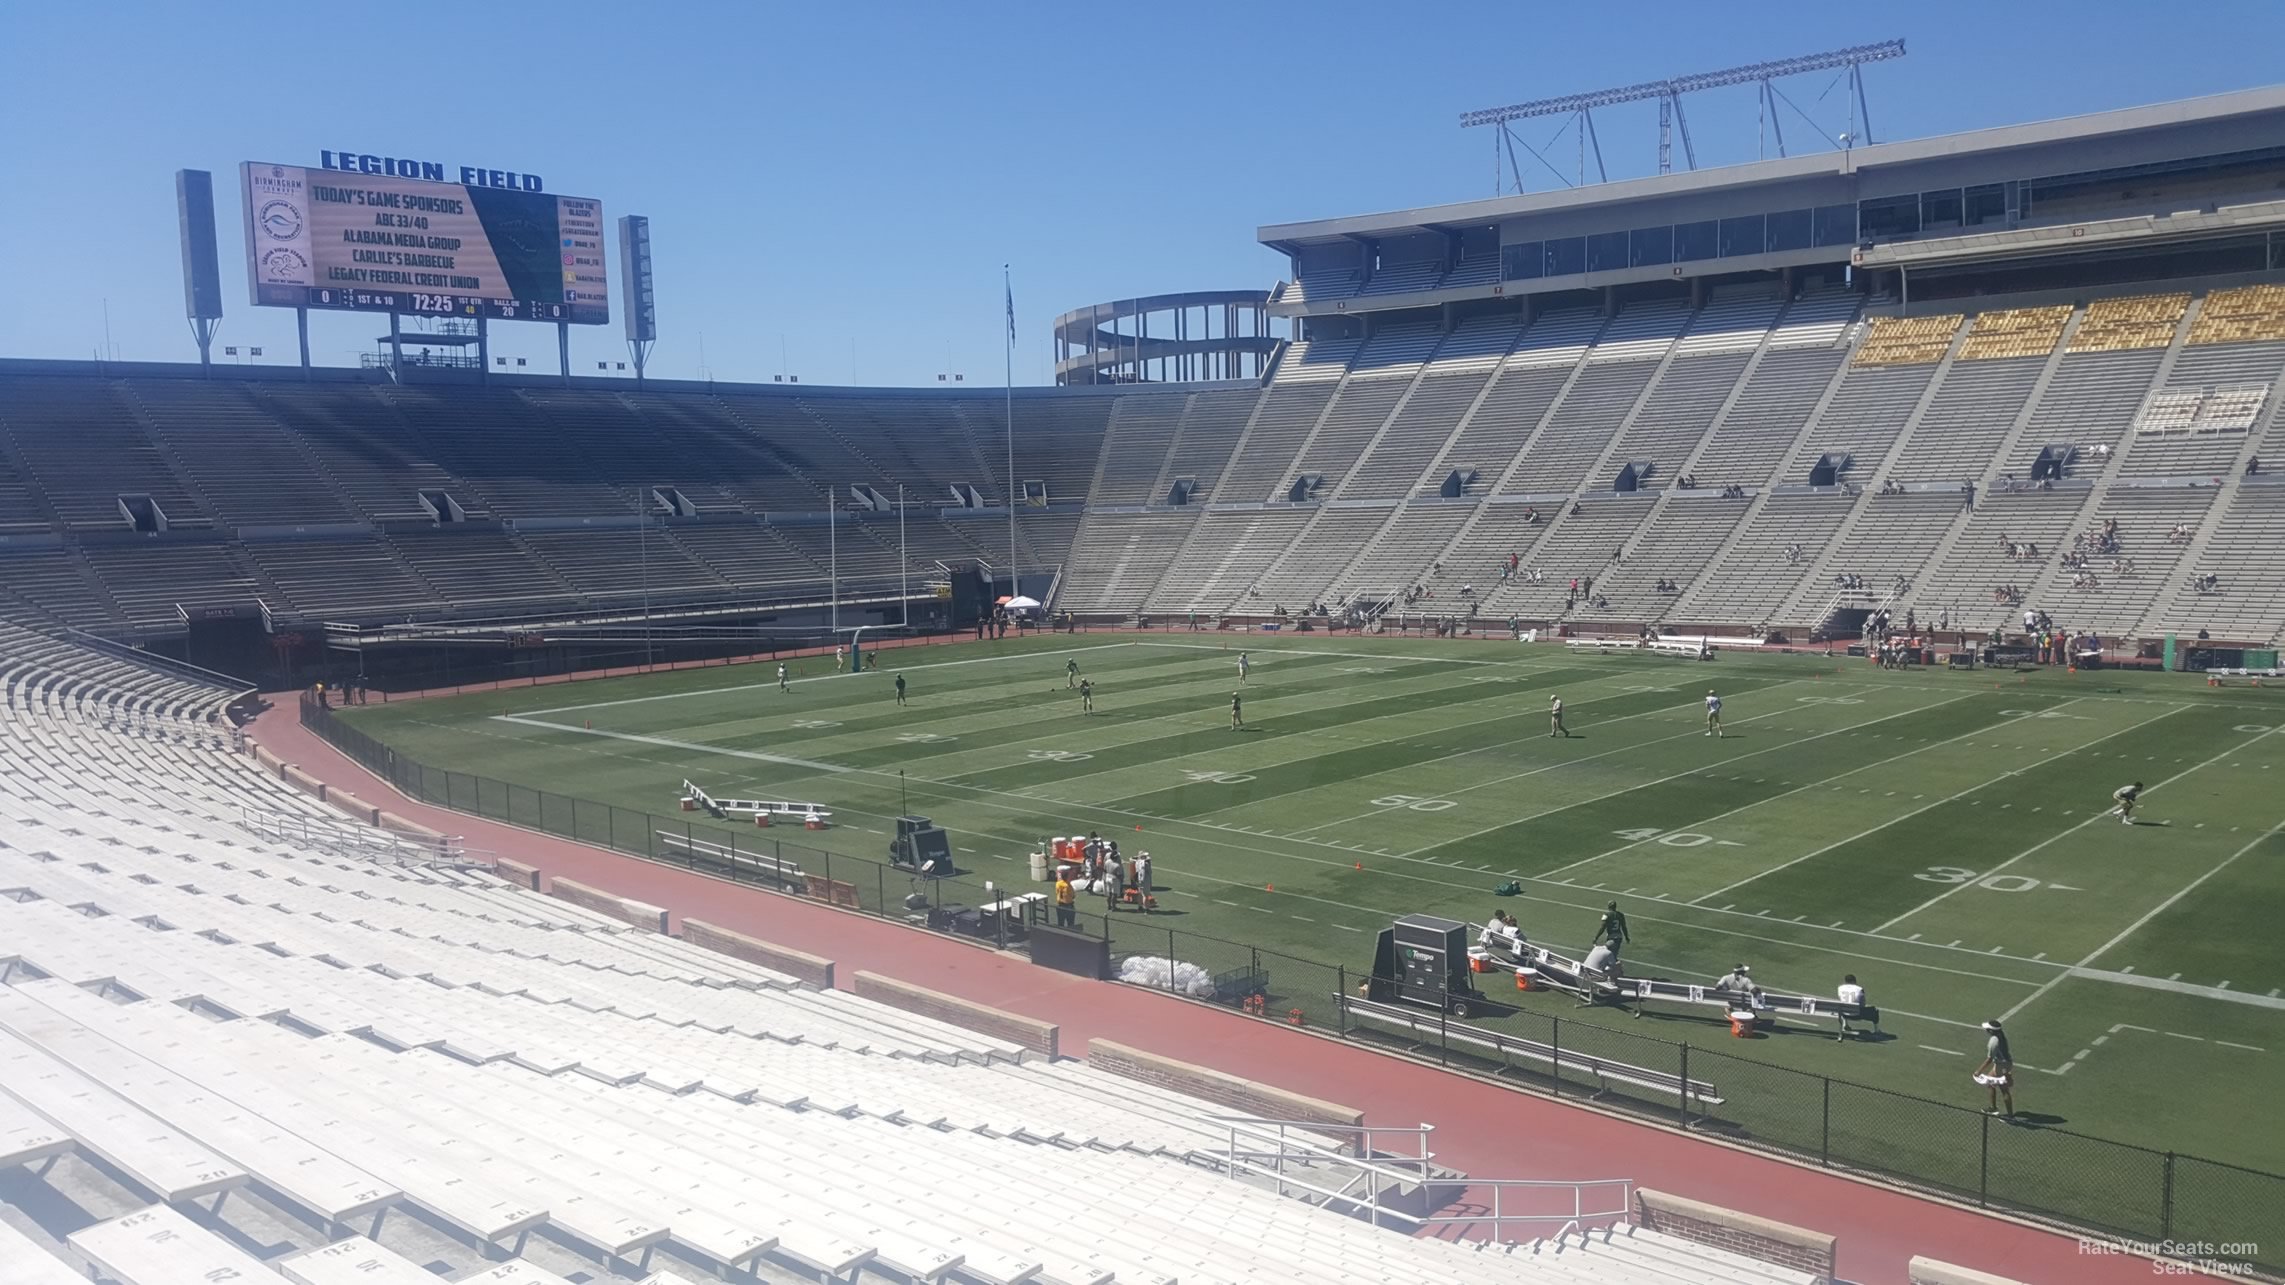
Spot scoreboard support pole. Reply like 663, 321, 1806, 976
295, 308, 311, 375
388, 313, 404, 373
477, 316, 490, 386
558, 322, 571, 387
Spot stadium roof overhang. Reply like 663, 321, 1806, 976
1258, 85, 2285, 254
1854, 199, 2285, 270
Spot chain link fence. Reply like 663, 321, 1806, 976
300, 696, 2285, 1276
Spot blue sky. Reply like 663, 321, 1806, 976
3, 3, 2282, 386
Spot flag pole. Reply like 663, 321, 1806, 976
1005, 264, 1018, 604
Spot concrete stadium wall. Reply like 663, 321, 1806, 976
684, 920, 835, 989
1633, 1189, 1837, 1282
853, 970, 1055, 1058
548, 876, 669, 933
493, 859, 542, 891
1908, 1257, 2030, 1285
1087, 1038, 1364, 1147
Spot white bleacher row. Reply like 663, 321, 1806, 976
0, 820, 1813, 1285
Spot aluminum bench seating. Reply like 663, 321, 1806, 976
25, 982, 546, 1248
0, 987, 400, 1228
0, 1023, 247, 1204
65, 1204, 273, 1285
0, 1215, 83, 1285
282, 1235, 565, 1285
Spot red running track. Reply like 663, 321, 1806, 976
250, 698, 2208, 1285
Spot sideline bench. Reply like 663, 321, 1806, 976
656, 832, 806, 890
1341, 994, 1723, 1108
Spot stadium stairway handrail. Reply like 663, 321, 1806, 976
30, 624, 257, 720
1206, 1113, 1634, 1240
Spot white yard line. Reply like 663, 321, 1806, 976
1997, 819, 2285, 1024
1873, 719, 2269, 935
493, 718, 852, 774
1689, 699, 2182, 903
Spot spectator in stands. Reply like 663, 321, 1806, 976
2249, 456, 2261, 476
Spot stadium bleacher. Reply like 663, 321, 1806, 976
1, 278, 2282, 648
0, 631, 1825, 1285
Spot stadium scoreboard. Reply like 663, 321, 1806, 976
241, 162, 608, 324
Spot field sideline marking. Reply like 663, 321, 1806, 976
1686, 698, 2181, 902
1875, 721, 2280, 935
493, 718, 852, 774
1998, 815, 2285, 1022
1395, 683, 1921, 860
515, 640, 1143, 716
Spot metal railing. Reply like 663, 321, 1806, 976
234, 804, 477, 868
298, 695, 2285, 1277
1206, 1115, 1632, 1241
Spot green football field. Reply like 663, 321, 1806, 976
342, 633, 2285, 1180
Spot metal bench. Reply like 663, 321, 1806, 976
1340, 994, 1723, 1108
655, 832, 807, 889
